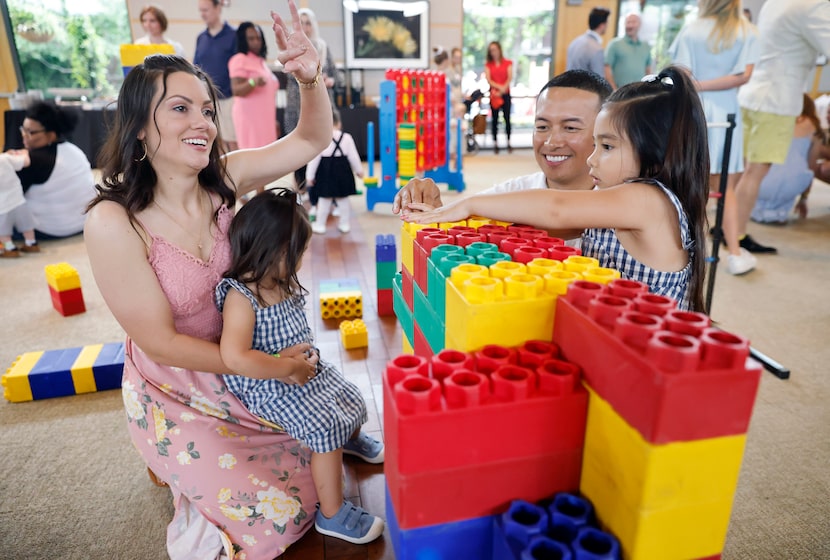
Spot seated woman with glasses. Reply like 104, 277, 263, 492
2, 101, 96, 255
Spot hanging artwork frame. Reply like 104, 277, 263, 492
343, 1, 430, 69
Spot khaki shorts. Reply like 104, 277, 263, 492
741, 108, 795, 165
216, 96, 236, 142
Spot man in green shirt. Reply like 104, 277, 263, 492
604, 13, 652, 90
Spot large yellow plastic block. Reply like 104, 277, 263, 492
401, 222, 415, 274
580, 387, 746, 559
444, 269, 557, 352
2, 351, 42, 402
44, 262, 81, 292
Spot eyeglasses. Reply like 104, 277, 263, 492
19, 126, 46, 136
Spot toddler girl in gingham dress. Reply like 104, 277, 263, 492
215, 188, 385, 545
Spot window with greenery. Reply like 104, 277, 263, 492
8, 0, 131, 99
462, 0, 555, 128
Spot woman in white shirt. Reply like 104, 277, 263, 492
134, 5, 186, 58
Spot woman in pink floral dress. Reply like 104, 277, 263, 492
84, 2, 333, 558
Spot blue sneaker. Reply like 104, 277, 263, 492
343, 432, 385, 464
315, 501, 385, 544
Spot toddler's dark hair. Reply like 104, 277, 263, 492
224, 188, 311, 300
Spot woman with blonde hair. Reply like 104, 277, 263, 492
669, 0, 759, 275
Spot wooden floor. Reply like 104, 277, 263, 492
283, 214, 400, 560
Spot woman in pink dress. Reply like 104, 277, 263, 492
84, 2, 333, 558
229, 22, 279, 149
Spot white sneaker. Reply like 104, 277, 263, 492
312, 222, 327, 235
337, 222, 351, 234
726, 248, 756, 275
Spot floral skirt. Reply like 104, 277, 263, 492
122, 338, 317, 560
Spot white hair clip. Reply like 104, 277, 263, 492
641, 74, 674, 87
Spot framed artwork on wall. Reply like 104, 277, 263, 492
343, 1, 429, 69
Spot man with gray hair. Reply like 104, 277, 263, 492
604, 13, 652, 89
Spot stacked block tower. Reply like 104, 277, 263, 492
375, 234, 396, 317
45, 262, 86, 316
385, 217, 763, 559
366, 70, 464, 211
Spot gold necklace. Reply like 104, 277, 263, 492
153, 191, 207, 252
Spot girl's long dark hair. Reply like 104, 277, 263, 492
224, 188, 312, 302
604, 66, 710, 312
87, 54, 235, 223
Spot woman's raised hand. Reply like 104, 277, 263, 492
271, 0, 319, 83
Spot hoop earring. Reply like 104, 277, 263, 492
135, 142, 147, 162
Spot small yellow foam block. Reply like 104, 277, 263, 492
44, 262, 81, 292
339, 319, 368, 350
119, 43, 175, 66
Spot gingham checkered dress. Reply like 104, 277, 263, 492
215, 278, 367, 453
581, 179, 694, 310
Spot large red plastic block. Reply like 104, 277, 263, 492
553, 294, 762, 444
401, 266, 414, 311
383, 352, 588, 474
387, 449, 583, 530
412, 321, 434, 359
48, 285, 86, 316
414, 231, 453, 295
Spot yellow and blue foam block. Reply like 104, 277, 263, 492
319, 277, 363, 319
3, 342, 125, 402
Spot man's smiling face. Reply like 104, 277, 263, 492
533, 87, 602, 191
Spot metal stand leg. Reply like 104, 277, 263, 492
705, 114, 789, 380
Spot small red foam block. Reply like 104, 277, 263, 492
48, 285, 86, 316
553, 296, 762, 444
377, 288, 394, 316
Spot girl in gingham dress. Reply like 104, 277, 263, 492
215, 188, 385, 545
402, 65, 709, 312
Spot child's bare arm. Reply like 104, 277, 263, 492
219, 289, 315, 382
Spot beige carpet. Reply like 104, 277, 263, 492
1, 150, 828, 559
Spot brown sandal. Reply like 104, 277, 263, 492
147, 467, 169, 487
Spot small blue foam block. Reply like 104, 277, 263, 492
376, 233, 397, 263
93, 342, 126, 391
319, 277, 361, 294
386, 484, 493, 560
29, 347, 82, 400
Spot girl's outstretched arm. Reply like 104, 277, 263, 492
223, 0, 333, 196
402, 182, 664, 233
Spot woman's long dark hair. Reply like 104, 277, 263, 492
87, 54, 234, 222
604, 66, 710, 312
224, 188, 312, 302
